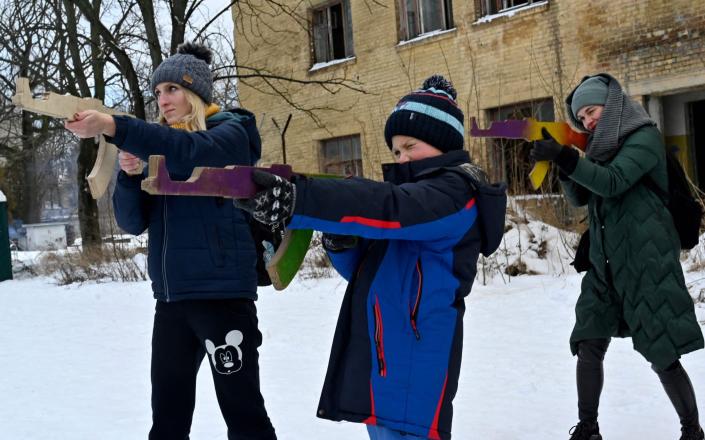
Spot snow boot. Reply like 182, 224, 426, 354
569, 421, 602, 440
679, 426, 704, 440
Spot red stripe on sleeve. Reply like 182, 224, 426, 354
340, 216, 401, 229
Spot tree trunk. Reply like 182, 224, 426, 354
18, 112, 42, 224
170, 0, 187, 54
77, 138, 101, 247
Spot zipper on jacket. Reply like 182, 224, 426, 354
162, 196, 170, 301
373, 294, 387, 377
410, 259, 423, 340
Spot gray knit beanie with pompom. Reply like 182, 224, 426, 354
150, 41, 214, 103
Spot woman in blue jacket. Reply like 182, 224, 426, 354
237, 75, 506, 440
65, 42, 276, 440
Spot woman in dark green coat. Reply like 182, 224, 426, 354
530, 73, 704, 440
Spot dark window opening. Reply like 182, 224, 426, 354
312, 1, 354, 64
688, 100, 705, 193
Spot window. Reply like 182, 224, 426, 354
478, 0, 540, 17
320, 135, 363, 176
399, 0, 453, 41
485, 99, 554, 194
311, 1, 354, 64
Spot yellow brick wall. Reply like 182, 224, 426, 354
233, 0, 705, 180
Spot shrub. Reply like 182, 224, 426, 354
37, 239, 147, 285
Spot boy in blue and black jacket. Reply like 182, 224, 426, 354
238, 75, 506, 440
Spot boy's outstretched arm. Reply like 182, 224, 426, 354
236, 169, 477, 243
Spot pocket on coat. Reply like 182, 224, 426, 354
372, 294, 387, 377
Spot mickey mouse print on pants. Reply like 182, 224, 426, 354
205, 330, 244, 375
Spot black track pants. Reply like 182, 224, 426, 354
149, 299, 276, 440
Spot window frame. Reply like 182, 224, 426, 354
310, 0, 354, 65
319, 134, 364, 177
398, 0, 454, 42
477, 0, 541, 18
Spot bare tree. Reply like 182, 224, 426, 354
0, 0, 64, 224
0, 0, 366, 248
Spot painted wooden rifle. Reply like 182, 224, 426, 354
469, 117, 588, 189
11, 77, 138, 199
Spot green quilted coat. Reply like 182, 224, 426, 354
561, 125, 703, 369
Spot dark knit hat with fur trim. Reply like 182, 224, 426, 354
384, 75, 464, 152
150, 41, 214, 103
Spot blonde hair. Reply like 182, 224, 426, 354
158, 86, 207, 132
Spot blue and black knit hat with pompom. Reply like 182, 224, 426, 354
384, 75, 464, 153
150, 41, 214, 104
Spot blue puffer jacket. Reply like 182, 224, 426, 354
111, 109, 260, 302
288, 150, 496, 439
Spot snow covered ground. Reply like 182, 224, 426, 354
1, 269, 705, 439
2, 223, 705, 439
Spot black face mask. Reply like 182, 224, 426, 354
381, 150, 469, 185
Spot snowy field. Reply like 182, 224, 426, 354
2, 267, 705, 439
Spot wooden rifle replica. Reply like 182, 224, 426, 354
142, 155, 315, 291
11, 77, 138, 199
469, 117, 588, 189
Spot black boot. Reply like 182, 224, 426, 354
576, 339, 610, 423
680, 426, 704, 440
653, 361, 702, 440
569, 421, 602, 440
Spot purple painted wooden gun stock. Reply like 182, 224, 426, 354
141, 155, 294, 198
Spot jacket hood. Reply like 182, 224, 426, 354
565, 73, 615, 132
207, 107, 262, 163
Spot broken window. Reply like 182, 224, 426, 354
399, 0, 454, 41
320, 135, 363, 177
485, 99, 555, 194
478, 0, 541, 17
311, 1, 354, 64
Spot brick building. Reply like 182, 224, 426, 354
233, 0, 705, 194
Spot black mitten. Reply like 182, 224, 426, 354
233, 170, 296, 225
530, 128, 580, 174
530, 128, 564, 161
322, 233, 358, 252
